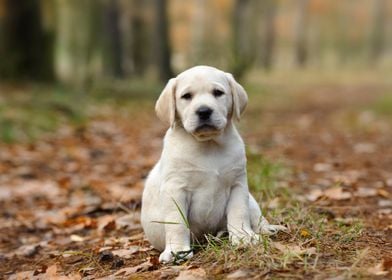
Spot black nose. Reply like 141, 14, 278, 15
196, 106, 213, 120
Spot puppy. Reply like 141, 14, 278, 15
141, 66, 285, 263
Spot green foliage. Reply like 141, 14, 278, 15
247, 151, 289, 201
372, 93, 392, 116
0, 86, 86, 143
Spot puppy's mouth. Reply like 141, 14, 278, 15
195, 123, 218, 133
192, 123, 222, 141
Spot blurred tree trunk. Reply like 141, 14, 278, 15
102, 0, 123, 78
55, 0, 102, 88
259, 0, 276, 70
294, 0, 309, 67
231, 0, 253, 80
120, 0, 149, 77
369, 0, 386, 63
153, 0, 173, 82
0, 0, 54, 80
103, 0, 124, 78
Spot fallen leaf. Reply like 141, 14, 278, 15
300, 228, 311, 238
98, 246, 113, 252
273, 242, 316, 256
114, 257, 157, 276
378, 199, 392, 207
176, 268, 207, 280
129, 232, 144, 241
355, 187, 378, 197
45, 264, 58, 277
70, 234, 85, 242
306, 189, 323, 201
385, 224, 392, 230
98, 215, 116, 232
353, 143, 376, 154
9, 271, 35, 280
111, 246, 141, 259
157, 266, 184, 279
324, 187, 351, 200
226, 269, 249, 279
368, 258, 392, 276
15, 244, 41, 257
313, 163, 332, 172
377, 189, 390, 198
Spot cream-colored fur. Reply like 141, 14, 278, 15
141, 66, 286, 263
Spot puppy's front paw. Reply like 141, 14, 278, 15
259, 224, 288, 235
159, 249, 174, 263
159, 248, 193, 264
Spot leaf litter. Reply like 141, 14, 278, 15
1, 83, 392, 278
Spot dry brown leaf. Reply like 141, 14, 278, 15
9, 271, 35, 280
353, 143, 376, 154
114, 257, 157, 276
226, 269, 249, 279
300, 228, 311, 238
157, 266, 184, 279
33, 264, 82, 280
15, 244, 41, 257
306, 189, 323, 201
324, 187, 351, 200
273, 242, 316, 256
175, 268, 207, 280
98, 246, 113, 252
355, 187, 378, 197
377, 189, 390, 198
129, 232, 144, 241
116, 214, 139, 228
111, 246, 141, 259
368, 258, 392, 276
97, 215, 117, 232
313, 163, 332, 172
45, 265, 58, 277
70, 234, 85, 242
306, 187, 352, 201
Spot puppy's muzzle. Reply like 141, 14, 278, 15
195, 106, 217, 132
196, 106, 213, 121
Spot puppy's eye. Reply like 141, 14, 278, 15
213, 89, 224, 97
181, 93, 192, 100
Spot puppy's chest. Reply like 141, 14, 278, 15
186, 171, 233, 236
173, 150, 245, 187
181, 163, 243, 190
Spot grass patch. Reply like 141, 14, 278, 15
247, 152, 291, 206
190, 153, 368, 278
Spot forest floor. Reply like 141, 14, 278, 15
1, 71, 392, 279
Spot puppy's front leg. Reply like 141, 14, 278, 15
159, 188, 193, 263
226, 180, 258, 245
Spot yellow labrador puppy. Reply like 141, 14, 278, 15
141, 66, 285, 263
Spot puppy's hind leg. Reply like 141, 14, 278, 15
249, 194, 287, 235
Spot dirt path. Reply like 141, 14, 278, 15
0, 83, 391, 279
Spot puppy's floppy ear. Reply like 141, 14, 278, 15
226, 73, 248, 121
155, 78, 177, 127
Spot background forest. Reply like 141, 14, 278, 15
1, 0, 392, 86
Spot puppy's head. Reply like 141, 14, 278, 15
155, 65, 248, 141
